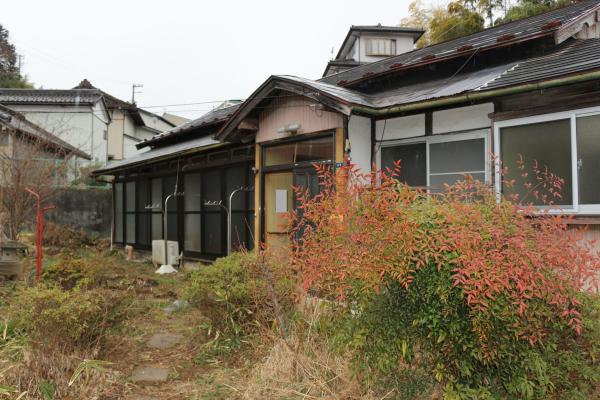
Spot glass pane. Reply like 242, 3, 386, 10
166, 213, 178, 242
429, 139, 485, 174
246, 212, 255, 250
163, 176, 178, 212
248, 167, 255, 210
265, 142, 295, 166
577, 115, 600, 204
264, 136, 333, 166
226, 166, 246, 211
137, 179, 149, 211
381, 143, 427, 186
152, 213, 162, 240
203, 170, 222, 203
184, 214, 201, 252
430, 173, 485, 191
114, 183, 123, 243
152, 178, 162, 209
295, 137, 334, 163
203, 213, 222, 254
137, 214, 150, 246
501, 119, 572, 206
184, 173, 201, 211
126, 214, 135, 243
231, 213, 249, 251
126, 182, 136, 212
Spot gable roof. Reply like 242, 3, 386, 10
320, 0, 600, 86
218, 37, 600, 139
0, 104, 91, 159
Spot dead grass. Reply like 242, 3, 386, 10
242, 297, 370, 400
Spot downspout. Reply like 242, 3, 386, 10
352, 70, 600, 117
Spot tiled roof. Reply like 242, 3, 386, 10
0, 88, 103, 105
0, 104, 91, 159
320, 0, 600, 86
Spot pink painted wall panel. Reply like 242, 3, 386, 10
257, 96, 343, 143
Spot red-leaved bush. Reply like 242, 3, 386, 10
289, 162, 600, 396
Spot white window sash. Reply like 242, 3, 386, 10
379, 129, 490, 188
493, 104, 600, 214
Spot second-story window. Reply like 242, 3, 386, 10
366, 38, 396, 56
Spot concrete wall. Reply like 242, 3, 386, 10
46, 187, 112, 236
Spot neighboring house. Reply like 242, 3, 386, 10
323, 24, 424, 77
0, 82, 177, 166
0, 103, 90, 169
162, 113, 191, 127
95, 0, 600, 260
73, 80, 176, 161
0, 88, 110, 164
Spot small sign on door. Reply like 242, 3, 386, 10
275, 189, 288, 213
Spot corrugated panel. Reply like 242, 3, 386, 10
483, 39, 600, 89
95, 135, 222, 174
319, 0, 600, 85
137, 103, 241, 148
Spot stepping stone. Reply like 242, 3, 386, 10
130, 366, 169, 383
147, 333, 183, 349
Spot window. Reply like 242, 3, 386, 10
500, 120, 572, 206
125, 181, 136, 244
184, 173, 201, 252
366, 38, 397, 56
136, 179, 151, 247
381, 143, 426, 186
494, 106, 600, 213
264, 136, 334, 167
151, 178, 163, 240
114, 182, 123, 243
380, 133, 488, 190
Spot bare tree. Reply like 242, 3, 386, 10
0, 126, 74, 239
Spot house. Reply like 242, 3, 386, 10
94, 0, 600, 260
323, 24, 425, 77
72, 79, 177, 161
0, 88, 110, 164
0, 81, 177, 166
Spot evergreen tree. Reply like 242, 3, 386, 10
0, 24, 32, 88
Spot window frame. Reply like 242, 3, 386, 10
379, 129, 490, 189
493, 105, 600, 214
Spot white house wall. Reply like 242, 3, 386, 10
348, 115, 372, 173
432, 103, 493, 134
9, 104, 109, 163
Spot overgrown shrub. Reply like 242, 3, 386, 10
8, 285, 128, 349
290, 164, 600, 399
43, 257, 106, 289
183, 251, 294, 339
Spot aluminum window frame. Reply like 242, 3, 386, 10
493, 105, 600, 214
379, 129, 491, 189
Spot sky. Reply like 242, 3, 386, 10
2, 0, 416, 119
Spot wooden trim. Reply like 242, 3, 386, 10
335, 127, 344, 163
254, 145, 261, 250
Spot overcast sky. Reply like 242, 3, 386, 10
2, 0, 419, 119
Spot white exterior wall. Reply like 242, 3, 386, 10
9, 103, 110, 164
348, 115, 372, 173
432, 103, 493, 134
357, 35, 415, 62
